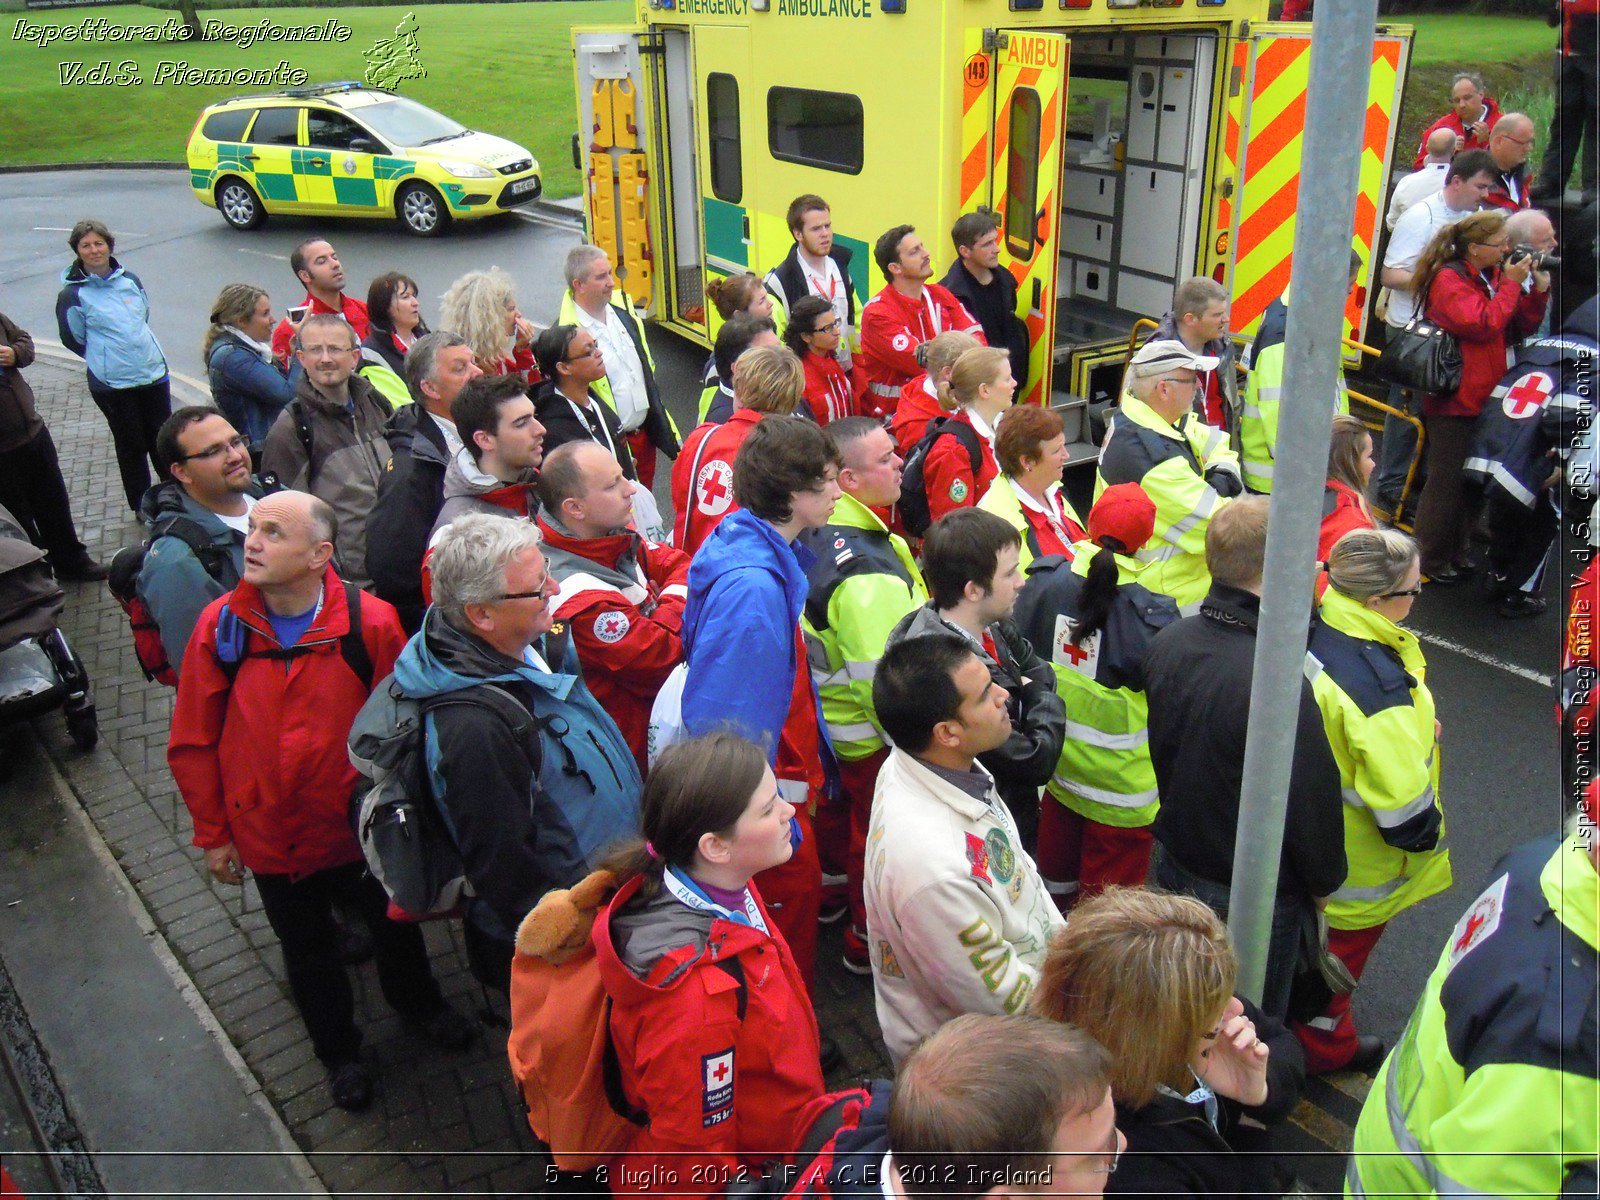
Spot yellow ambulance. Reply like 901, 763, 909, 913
572, 0, 1412, 460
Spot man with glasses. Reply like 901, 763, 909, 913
389, 512, 641, 992
137, 406, 264, 676
1096, 339, 1244, 612
1482, 113, 1538, 213
260, 312, 393, 590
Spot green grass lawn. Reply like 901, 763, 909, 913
0, 4, 1560, 196
0, 1, 631, 196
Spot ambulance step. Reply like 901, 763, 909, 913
1063, 440, 1101, 468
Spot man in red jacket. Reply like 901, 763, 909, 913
168, 490, 469, 1113
672, 345, 806, 555
1482, 112, 1538, 213
269, 238, 370, 366
858, 225, 984, 419
536, 441, 690, 772
1411, 73, 1502, 170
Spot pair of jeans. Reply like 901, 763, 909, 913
1373, 382, 1423, 506
253, 861, 447, 1065
88, 377, 170, 511
0, 427, 90, 567
1153, 846, 1309, 1022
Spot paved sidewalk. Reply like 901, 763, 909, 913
12, 349, 892, 1196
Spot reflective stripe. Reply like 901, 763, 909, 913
1305, 1014, 1340, 1031
660, 584, 688, 600
869, 381, 901, 398
1255, 385, 1282, 402
1052, 773, 1159, 809
1168, 488, 1221, 540
839, 659, 878, 683
1242, 458, 1274, 479
1332, 875, 1408, 903
1044, 878, 1079, 896
1341, 780, 1437, 828
1062, 720, 1148, 751
826, 719, 880, 743
1136, 543, 1181, 564
1304, 652, 1324, 684
1242, 402, 1266, 420
776, 778, 810, 806
1383, 1039, 1495, 1197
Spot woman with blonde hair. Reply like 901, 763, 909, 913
203, 282, 298, 450
1410, 208, 1547, 583
889, 330, 979, 458
1319, 413, 1378, 563
918, 345, 1013, 524
1032, 887, 1305, 1198
1296, 527, 1449, 1074
437, 267, 538, 385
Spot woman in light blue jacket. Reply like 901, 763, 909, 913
55, 219, 170, 511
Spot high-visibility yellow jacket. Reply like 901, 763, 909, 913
799, 492, 927, 762
1239, 292, 1350, 493
1346, 833, 1598, 1200
1095, 394, 1241, 612
977, 475, 1086, 572
1012, 544, 1180, 828
1306, 588, 1451, 929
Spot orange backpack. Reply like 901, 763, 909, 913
507, 869, 647, 1170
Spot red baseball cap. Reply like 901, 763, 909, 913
1088, 483, 1158, 555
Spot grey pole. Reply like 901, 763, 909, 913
1227, 0, 1379, 1003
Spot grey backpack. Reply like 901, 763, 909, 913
348, 679, 537, 920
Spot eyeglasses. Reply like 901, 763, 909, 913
300, 344, 359, 357
812, 319, 843, 334
1380, 586, 1423, 599
1161, 374, 1201, 390
179, 434, 249, 462
564, 345, 601, 362
1471, 241, 1509, 251
495, 569, 552, 603
1496, 133, 1534, 147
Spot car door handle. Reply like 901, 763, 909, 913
241, 153, 258, 162
309, 157, 327, 167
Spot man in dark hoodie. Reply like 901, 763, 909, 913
366, 332, 482, 631
391, 512, 641, 992
938, 208, 1029, 396
886, 508, 1067, 851
801, 1014, 1119, 1200
429, 373, 545, 540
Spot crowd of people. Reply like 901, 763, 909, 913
0, 69, 1593, 1192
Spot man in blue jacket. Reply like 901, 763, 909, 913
390, 512, 641, 992
680, 414, 842, 986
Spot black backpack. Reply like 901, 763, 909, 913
896, 415, 985, 536
108, 515, 240, 686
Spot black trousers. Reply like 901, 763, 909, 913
1534, 55, 1599, 198
88, 377, 170, 511
1486, 488, 1559, 594
254, 862, 446, 1066
0, 427, 89, 566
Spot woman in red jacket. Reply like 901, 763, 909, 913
1410, 211, 1547, 583
785, 294, 865, 425
1316, 415, 1378, 600
921, 345, 1011, 524
594, 732, 828, 1198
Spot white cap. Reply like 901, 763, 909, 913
1128, 338, 1220, 378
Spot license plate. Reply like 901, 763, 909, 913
509, 178, 536, 196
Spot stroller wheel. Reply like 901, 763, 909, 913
66, 706, 98, 751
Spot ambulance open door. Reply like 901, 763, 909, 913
990, 31, 1069, 409
574, 30, 660, 318
691, 26, 752, 335
1220, 24, 1412, 343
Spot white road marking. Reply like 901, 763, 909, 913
1413, 628, 1553, 687
237, 248, 289, 261
514, 209, 583, 234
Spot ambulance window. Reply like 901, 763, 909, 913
248, 107, 302, 148
307, 110, 373, 153
707, 73, 743, 203
1004, 89, 1042, 260
202, 110, 252, 143
1065, 66, 1130, 144
767, 87, 864, 175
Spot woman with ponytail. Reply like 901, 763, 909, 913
203, 283, 299, 452
593, 732, 828, 1196
888, 329, 979, 458
1012, 483, 1182, 909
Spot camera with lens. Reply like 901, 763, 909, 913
1507, 244, 1561, 271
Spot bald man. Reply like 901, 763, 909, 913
169, 490, 470, 1114
1387, 128, 1457, 231
1484, 112, 1538, 212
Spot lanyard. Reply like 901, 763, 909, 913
808, 265, 839, 303
1157, 1075, 1220, 1132
566, 395, 618, 459
662, 866, 769, 934
825, 365, 852, 423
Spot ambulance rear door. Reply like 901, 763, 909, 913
1222, 23, 1412, 342
574, 29, 661, 318
991, 29, 1069, 410
692, 25, 752, 329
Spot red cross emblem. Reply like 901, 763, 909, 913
1453, 910, 1487, 954
1502, 372, 1553, 420
711, 1059, 730, 1083
696, 460, 735, 516
1059, 640, 1091, 667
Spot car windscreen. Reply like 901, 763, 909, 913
353, 96, 467, 148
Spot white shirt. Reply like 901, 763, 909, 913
1386, 162, 1449, 231
431, 413, 464, 461
574, 303, 649, 434
214, 493, 257, 536
798, 252, 853, 370
1384, 197, 1477, 328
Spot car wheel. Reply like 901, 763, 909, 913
397, 182, 451, 237
216, 177, 266, 231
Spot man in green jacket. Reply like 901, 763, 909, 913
801, 416, 928, 974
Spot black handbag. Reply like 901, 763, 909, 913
1376, 311, 1463, 395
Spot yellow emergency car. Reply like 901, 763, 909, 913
187, 81, 542, 237
573, 1, 1413, 464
